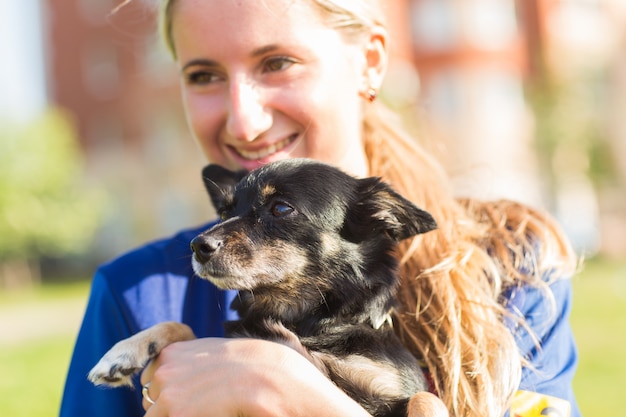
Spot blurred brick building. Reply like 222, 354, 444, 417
386, 0, 626, 256
45, 0, 179, 151
43, 0, 206, 256
388, 0, 540, 207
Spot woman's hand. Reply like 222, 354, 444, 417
140, 337, 372, 417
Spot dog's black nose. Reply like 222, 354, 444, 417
190, 236, 222, 263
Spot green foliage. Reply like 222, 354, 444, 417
527, 71, 616, 188
0, 109, 107, 261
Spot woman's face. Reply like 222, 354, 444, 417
170, 0, 373, 176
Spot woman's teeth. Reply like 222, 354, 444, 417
236, 135, 295, 160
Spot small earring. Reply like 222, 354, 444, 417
365, 87, 377, 103
360, 87, 377, 103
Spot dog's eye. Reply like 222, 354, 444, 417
271, 202, 294, 217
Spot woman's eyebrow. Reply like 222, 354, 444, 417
250, 44, 280, 57
181, 45, 282, 71
182, 58, 218, 71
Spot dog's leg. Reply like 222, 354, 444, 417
88, 321, 195, 387
407, 391, 449, 417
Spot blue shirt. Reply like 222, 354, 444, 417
59, 223, 581, 417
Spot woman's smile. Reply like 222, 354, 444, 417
227, 133, 301, 170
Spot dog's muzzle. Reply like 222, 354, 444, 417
190, 235, 222, 264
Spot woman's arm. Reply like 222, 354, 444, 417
141, 337, 373, 417
508, 278, 582, 417
60, 272, 143, 417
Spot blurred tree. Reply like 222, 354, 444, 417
527, 69, 613, 254
0, 109, 107, 288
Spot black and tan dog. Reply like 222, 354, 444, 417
89, 158, 447, 417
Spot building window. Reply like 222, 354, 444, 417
81, 40, 120, 100
410, 0, 460, 51
411, 0, 518, 51
463, 0, 518, 50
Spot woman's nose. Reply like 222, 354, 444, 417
226, 78, 272, 142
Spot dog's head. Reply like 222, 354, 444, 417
191, 159, 436, 324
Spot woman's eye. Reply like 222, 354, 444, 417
185, 70, 219, 85
271, 202, 294, 217
263, 57, 295, 73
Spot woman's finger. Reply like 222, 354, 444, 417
144, 400, 168, 417
141, 358, 157, 386
141, 359, 161, 411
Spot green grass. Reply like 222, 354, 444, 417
0, 336, 76, 417
0, 281, 89, 417
0, 258, 623, 416
571, 257, 626, 417
0, 280, 89, 307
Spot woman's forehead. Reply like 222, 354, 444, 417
170, 0, 349, 62
170, 0, 321, 30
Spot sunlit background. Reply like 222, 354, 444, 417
1, 0, 625, 416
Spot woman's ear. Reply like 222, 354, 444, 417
361, 25, 389, 96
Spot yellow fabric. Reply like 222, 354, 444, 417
510, 390, 571, 417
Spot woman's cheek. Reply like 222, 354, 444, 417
185, 98, 226, 161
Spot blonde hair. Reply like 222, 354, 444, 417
363, 103, 577, 417
158, 1, 578, 416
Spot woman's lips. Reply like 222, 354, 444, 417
233, 134, 297, 161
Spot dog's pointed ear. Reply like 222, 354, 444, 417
349, 177, 437, 242
201, 164, 247, 210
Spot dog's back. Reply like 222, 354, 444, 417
193, 159, 438, 417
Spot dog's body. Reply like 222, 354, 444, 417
89, 159, 447, 417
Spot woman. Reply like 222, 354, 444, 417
60, 0, 581, 416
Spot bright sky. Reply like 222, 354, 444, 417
0, 0, 47, 123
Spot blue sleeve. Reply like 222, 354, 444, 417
506, 278, 582, 417
59, 223, 237, 417
59, 271, 143, 417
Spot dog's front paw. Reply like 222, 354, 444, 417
88, 322, 196, 388
88, 341, 147, 387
